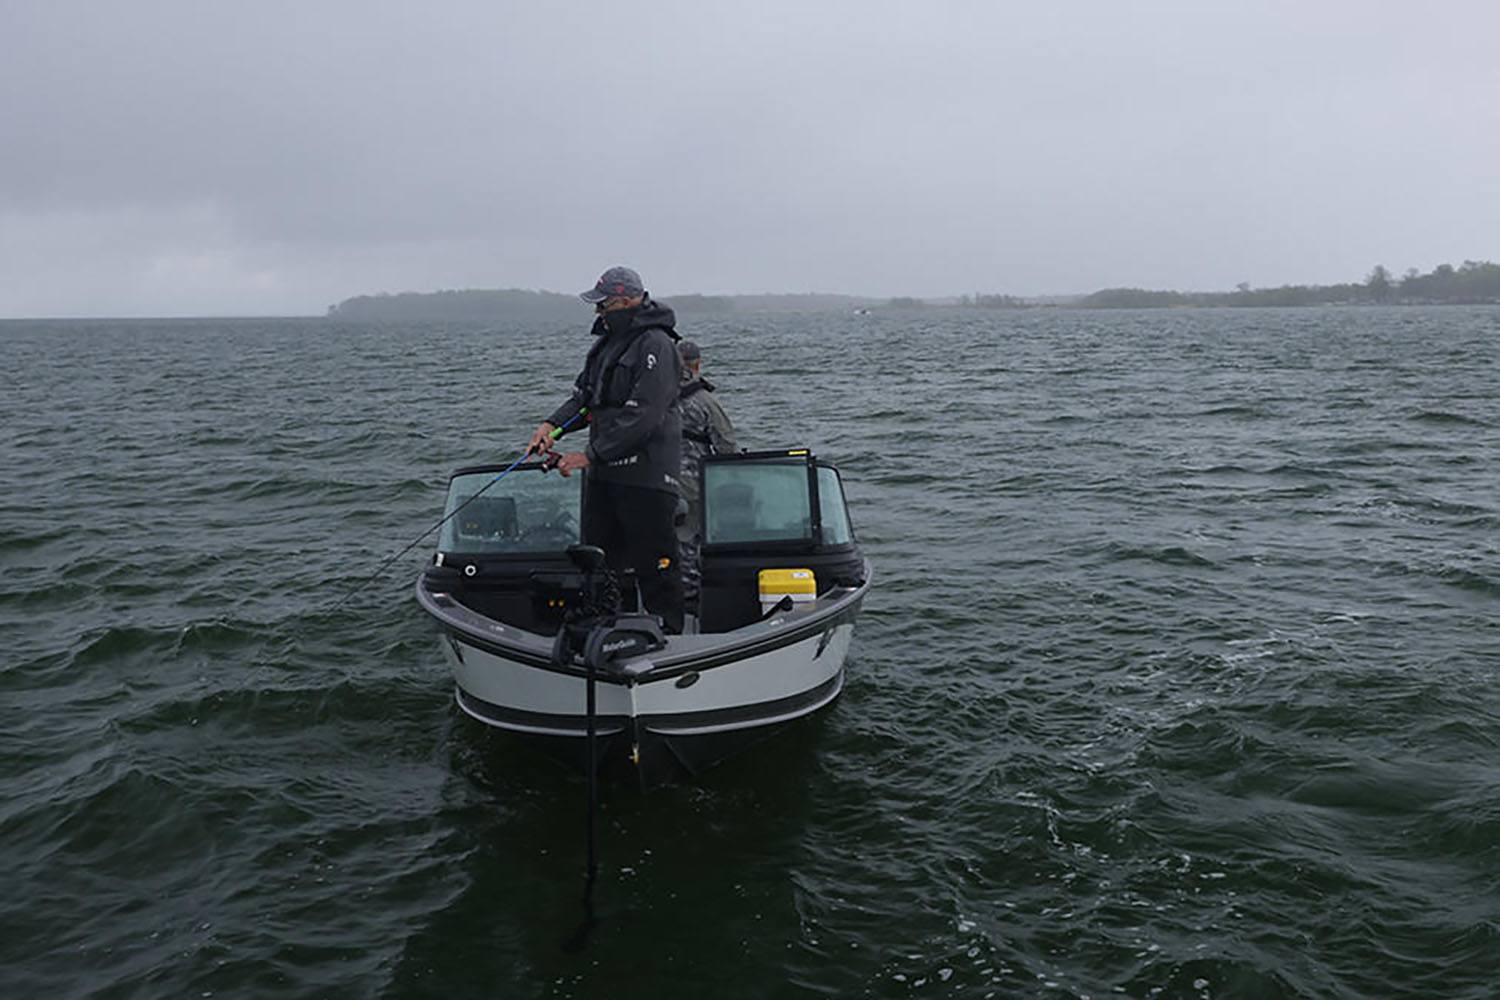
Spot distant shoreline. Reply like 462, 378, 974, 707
7, 301, 1500, 323
324, 261, 1500, 320
5, 261, 1497, 321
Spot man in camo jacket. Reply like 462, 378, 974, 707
676, 340, 737, 614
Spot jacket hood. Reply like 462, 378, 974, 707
632, 298, 678, 333
591, 296, 679, 339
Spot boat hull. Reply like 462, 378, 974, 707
422, 575, 867, 787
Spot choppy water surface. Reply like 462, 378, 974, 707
2, 307, 1498, 998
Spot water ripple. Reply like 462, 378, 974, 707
2, 308, 1499, 997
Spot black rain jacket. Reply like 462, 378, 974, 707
547, 298, 683, 494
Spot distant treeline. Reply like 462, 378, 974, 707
328, 261, 1500, 320
1076, 260, 1500, 309
326, 288, 879, 320
958, 294, 1030, 309
328, 288, 576, 321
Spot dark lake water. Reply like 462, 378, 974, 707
2, 306, 1498, 998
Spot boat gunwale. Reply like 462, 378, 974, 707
416, 560, 871, 685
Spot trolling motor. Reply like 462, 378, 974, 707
553, 544, 666, 950
549, 544, 666, 675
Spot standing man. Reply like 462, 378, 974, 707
528, 266, 685, 634
676, 340, 737, 615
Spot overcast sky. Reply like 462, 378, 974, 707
3, 1, 1498, 317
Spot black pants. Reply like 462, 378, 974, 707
582, 479, 684, 634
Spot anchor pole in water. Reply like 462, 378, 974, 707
561, 547, 611, 952
585, 642, 599, 896
562, 642, 600, 953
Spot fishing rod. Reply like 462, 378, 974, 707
329, 408, 588, 612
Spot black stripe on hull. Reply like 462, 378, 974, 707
453, 672, 844, 787
455, 689, 630, 737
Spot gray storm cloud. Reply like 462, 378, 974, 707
2, 0, 1497, 316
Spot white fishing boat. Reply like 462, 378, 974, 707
416, 448, 871, 786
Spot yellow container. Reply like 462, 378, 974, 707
759, 568, 817, 613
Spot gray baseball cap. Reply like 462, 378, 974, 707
678, 340, 702, 362
579, 266, 645, 304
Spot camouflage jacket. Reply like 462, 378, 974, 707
678, 376, 737, 506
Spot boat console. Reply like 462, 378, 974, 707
697, 450, 865, 632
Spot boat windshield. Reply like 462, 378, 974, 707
438, 468, 580, 555
703, 456, 814, 545
817, 465, 853, 545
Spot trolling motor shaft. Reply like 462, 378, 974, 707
551, 544, 667, 918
